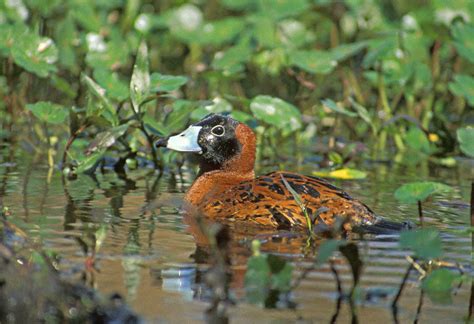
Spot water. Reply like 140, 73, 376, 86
0, 145, 472, 323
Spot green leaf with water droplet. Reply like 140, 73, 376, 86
250, 95, 302, 131
394, 181, 453, 204
26, 101, 68, 124
11, 33, 58, 77
457, 127, 474, 157
399, 228, 443, 260
130, 41, 150, 112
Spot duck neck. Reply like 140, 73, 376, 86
186, 123, 256, 205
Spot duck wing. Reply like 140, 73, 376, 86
198, 171, 379, 231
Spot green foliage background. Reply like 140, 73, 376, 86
0, 0, 473, 172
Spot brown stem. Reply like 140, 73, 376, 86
392, 263, 413, 309
418, 200, 424, 226
414, 290, 424, 324
61, 124, 88, 168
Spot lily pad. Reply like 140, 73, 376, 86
399, 228, 442, 260
250, 95, 302, 131
422, 269, 461, 304
26, 101, 68, 124
394, 181, 453, 204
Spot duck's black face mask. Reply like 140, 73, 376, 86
156, 114, 242, 168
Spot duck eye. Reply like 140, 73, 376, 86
211, 125, 225, 137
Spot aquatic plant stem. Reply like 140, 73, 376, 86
417, 200, 424, 226
62, 123, 88, 168
414, 291, 424, 324
391, 263, 413, 309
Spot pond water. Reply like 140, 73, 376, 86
0, 142, 472, 323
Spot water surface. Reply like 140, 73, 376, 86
0, 145, 472, 323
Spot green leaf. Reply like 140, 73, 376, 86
11, 33, 58, 77
130, 41, 150, 112
394, 181, 453, 204
457, 127, 474, 157
150, 73, 188, 92
191, 97, 232, 120
85, 123, 129, 154
329, 41, 367, 61
349, 98, 375, 132
82, 74, 118, 126
212, 44, 252, 71
85, 33, 130, 70
26, 101, 68, 124
267, 254, 293, 292
289, 50, 337, 74
244, 252, 292, 307
245, 254, 271, 306
173, 17, 245, 46
94, 69, 129, 101
70, 1, 101, 32
452, 23, 474, 64
76, 150, 105, 174
316, 239, 343, 264
405, 127, 431, 154
321, 99, 357, 117
278, 19, 314, 48
422, 269, 461, 304
399, 228, 443, 260
221, 0, 254, 10
0, 24, 27, 55
257, 0, 309, 19
250, 95, 302, 131
449, 74, 474, 106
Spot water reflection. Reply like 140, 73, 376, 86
0, 153, 472, 322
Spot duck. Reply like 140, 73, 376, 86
156, 113, 408, 234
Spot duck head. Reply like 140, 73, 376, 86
156, 114, 256, 174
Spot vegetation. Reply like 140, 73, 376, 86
1, 0, 473, 174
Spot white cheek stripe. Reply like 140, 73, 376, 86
167, 125, 202, 153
